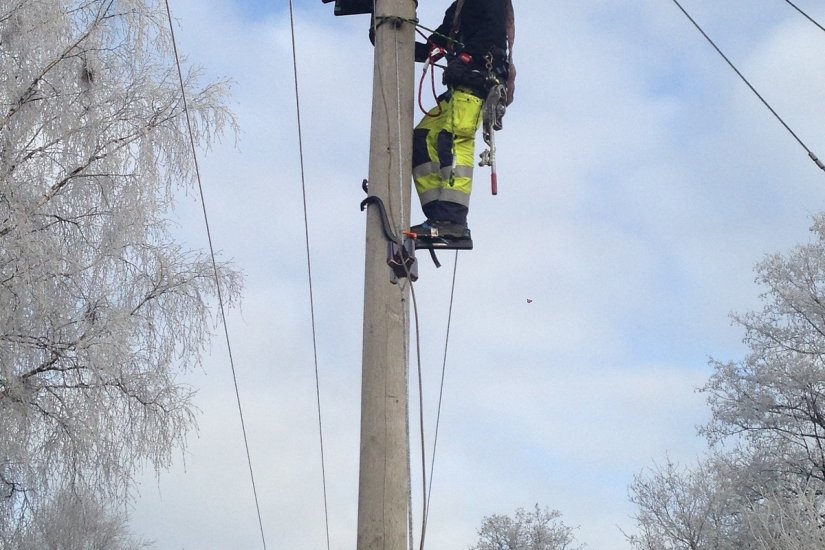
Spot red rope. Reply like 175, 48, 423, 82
417, 42, 446, 117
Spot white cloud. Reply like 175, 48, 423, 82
129, 1, 825, 549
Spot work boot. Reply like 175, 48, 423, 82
409, 220, 471, 240
422, 201, 468, 227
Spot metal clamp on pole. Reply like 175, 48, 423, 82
360, 193, 418, 282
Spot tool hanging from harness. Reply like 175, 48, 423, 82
406, 0, 516, 268
447, 0, 516, 196
479, 58, 507, 195
479, 0, 515, 196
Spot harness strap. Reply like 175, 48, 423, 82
428, 248, 442, 268
451, 0, 466, 43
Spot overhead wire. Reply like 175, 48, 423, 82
371, 5, 460, 548
392, 13, 461, 550
783, 0, 825, 33
287, 1, 333, 549
166, 1, 825, 548
424, 251, 459, 537
408, 250, 460, 550
402, 251, 459, 550
395, 27, 407, 233
407, 276, 427, 550
671, 0, 825, 172
392, 14, 428, 550
403, 280, 415, 550
391, 48, 417, 550
162, 2, 268, 549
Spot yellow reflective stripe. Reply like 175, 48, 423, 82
412, 89, 482, 210
441, 165, 474, 180
419, 188, 471, 207
413, 161, 439, 180
415, 164, 474, 185
419, 189, 442, 205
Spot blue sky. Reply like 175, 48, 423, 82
130, 1, 825, 548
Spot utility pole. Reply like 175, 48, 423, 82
356, 0, 416, 548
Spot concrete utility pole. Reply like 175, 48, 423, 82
356, 0, 416, 548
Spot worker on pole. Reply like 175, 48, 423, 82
409, 0, 515, 247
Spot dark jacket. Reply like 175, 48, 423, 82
416, 0, 509, 73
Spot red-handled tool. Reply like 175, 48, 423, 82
479, 83, 506, 196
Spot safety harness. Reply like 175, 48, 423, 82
432, 0, 516, 195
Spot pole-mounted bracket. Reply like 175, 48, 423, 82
360, 192, 418, 282
360, 194, 400, 245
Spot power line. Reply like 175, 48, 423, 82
414, 251, 460, 550
783, 0, 825, 34
424, 252, 459, 542
287, 2, 333, 549
162, 2, 268, 549
671, 0, 825, 172
408, 278, 427, 550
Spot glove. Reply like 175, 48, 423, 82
442, 53, 473, 87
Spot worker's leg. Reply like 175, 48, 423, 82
412, 89, 483, 227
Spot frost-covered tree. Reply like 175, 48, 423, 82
628, 457, 722, 550
627, 453, 767, 550
628, 453, 825, 550
740, 482, 825, 550
470, 504, 581, 550
14, 487, 152, 550
628, 215, 825, 548
0, 0, 239, 543
702, 214, 825, 481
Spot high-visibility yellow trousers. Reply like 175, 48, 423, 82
412, 88, 484, 223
